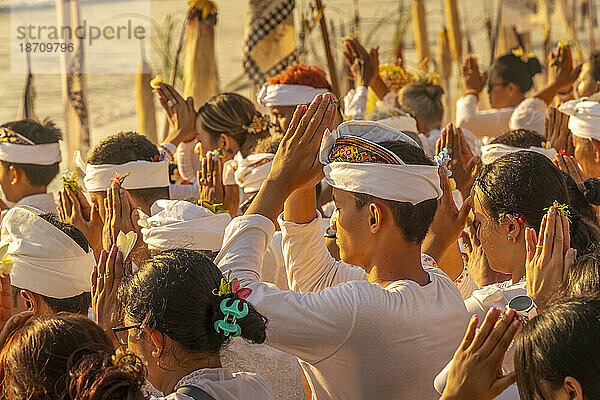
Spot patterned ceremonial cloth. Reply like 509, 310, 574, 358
328, 136, 402, 165
243, 0, 298, 86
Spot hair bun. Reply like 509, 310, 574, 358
525, 56, 542, 78
424, 84, 444, 101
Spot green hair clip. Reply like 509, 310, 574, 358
544, 200, 571, 220
214, 298, 249, 337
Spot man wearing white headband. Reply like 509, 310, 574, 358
480, 129, 557, 165
257, 63, 336, 134
1, 207, 95, 317
0, 120, 62, 214
217, 94, 469, 399
559, 96, 600, 178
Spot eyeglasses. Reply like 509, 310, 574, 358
487, 81, 508, 92
112, 323, 142, 346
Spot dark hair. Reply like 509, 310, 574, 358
0, 119, 62, 186
578, 177, 600, 206
122, 249, 267, 358
514, 295, 600, 400
352, 141, 438, 244
196, 93, 271, 157
488, 129, 546, 148
475, 151, 600, 255
86, 131, 169, 202
560, 172, 600, 224
589, 51, 600, 82
11, 214, 92, 314
559, 242, 600, 297
399, 82, 444, 124
492, 52, 542, 93
0, 314, 145, 400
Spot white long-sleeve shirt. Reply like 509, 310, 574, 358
456, 94, 515, 138
216, 213, 470, 399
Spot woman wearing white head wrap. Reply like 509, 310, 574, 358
559, 97, 600, 178
0, 207, 95, 316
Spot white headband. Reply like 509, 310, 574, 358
0, 128, 61, 165
559, 98, 600, 140
84, 160, 170, 192
319, 121, 442, 204
480, 143, 557, 165
0, 206, 95, 298
232, 152, 274, 194
137, 199, 231, 251
257, 83, 330, 107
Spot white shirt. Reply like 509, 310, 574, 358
456, 94, 515, 138
464, 279, 527, 324
146, 368, 274, 400
216, 213, 470, 399
343, 86, 369, 120
14, 193, 58, 214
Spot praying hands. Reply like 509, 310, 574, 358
58, 187, 103, 256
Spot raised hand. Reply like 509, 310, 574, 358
554, 152, 587, 185
422, 168, 472, 263
58, 188, 103, 254
0, 274, 32, 349
545, 106, 575, 155
197, 152, 239, 218
525, 205, 576, 309
343, 38, 377, 88
157, 82, 196, 145
436, 123, 481, 200
548, 44, 582, 94
441, 308, 520, 400
91, 245, 124, 346
461, 54, 487, 95
102, 181, 140, 255
246, 93, 337, 223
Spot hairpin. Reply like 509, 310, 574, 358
212, 276, 252, 300
544, 200, 571, 220
510, 213, 525, 223
214, 298, 248, 337
61, 169, 84, 194
512, 47, 534, 63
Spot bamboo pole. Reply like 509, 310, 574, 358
558, 0, 583, 63
412, 0, 430, 70
315, 0, 341, 98
443, 0, 463, 63
135, 42, 157, 144
490, 0, 503, 65
587, 0, 596, 51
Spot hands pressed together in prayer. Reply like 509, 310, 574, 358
157, 82, 197, 146
343, 38, 378, 88
461, 54, 487, 96
58, 187, 103, 255
545, 106, 575, 155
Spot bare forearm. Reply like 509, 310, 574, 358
369, 76, 391, 100
533, 81, 563, 105
284, 187, 318, 224
245, 179, 291, 225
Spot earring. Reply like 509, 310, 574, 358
507, 234, 515, 243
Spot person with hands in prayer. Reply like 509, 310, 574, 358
216, 93, 470, 399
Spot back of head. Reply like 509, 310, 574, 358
86, 131, 169, 203
0, 314, 144, 400
122, 249, 267, 357
514, 295, 600, 400
492, 52, 542, 93
0, 119, 62, 186
559, 242, 600, 297
399, 82, 444, 125
37, 214, 91, 314
475, 151, 600, 254
253, 134, 282, 154
196, 93, 270, 157
267, 63, 330, 88
352, 141, 438, 244
488, 129, 546, 148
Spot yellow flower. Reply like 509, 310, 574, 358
212, 278, 232, 297
512, 48, 534, 63
341, 33, 355, 42
149, 75, 163, 90
558, 39, 573, 47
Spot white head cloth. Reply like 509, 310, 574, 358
0, 128, 61, 165
257, 83, 329, 107
480, 143, 557, 165
559, 98, 600, 140
0, 206, 95, 298
319, 120, 442, 204
376, 115, 418, 133
84, 160, 170, 192
232, 152, 274, 194
137, 200, 231, 251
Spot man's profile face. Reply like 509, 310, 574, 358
331, 188, 371, 267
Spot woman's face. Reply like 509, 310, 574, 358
194, 124, 219, 155
472, 188, 515, 275
487, 69, 514, 109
